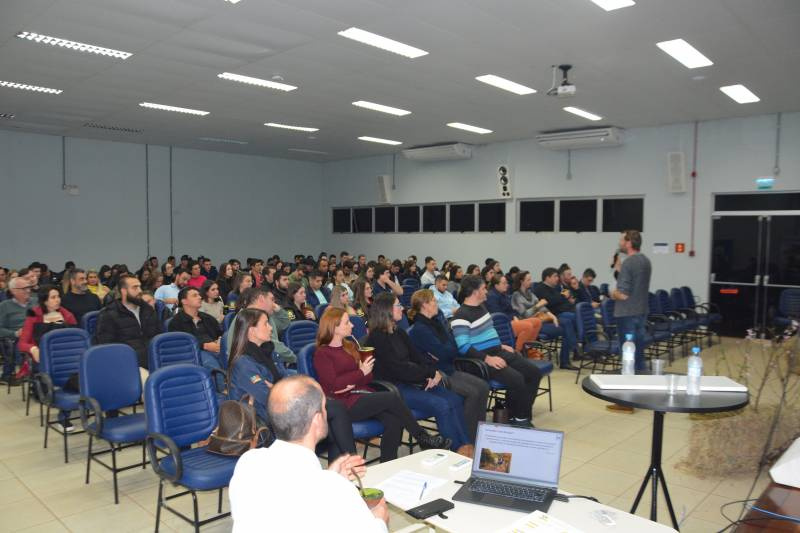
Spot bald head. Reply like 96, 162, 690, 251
267, 375, 325, 442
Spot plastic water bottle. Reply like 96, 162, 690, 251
621, 333, 635, 375
686, 346, 703, 396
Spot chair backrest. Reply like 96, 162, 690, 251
349, 315, 368, 339
779, 289, 800, 318
284, 320, 319, 354
223, 312, 236, 332
402, 278, 420, 289
648, 292, 661, 315
39, 328, 91, 387
144, 364, 218, 448
396, 312, 411, 332
80, 344, 141, 411
155, 300, 167, 321
163, 316, 173, 332
314, 303, 328, 319
148, 332, 200, 371
656, 290, 674, 313
399, 285, 415, 308
575, 302, 599, 343
600, 299, 616, 332
489, 312, 514, 347
219, 333, 228, 370
670, 288, 686, 309
600, 283, 609, 297
81, 310, 101, 337
296, 344, 318, 380
681, 286, 696, 307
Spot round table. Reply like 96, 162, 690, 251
581, 376, 749, 530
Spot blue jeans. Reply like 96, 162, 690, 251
616, 314, 647, 371
554, 313, 578, 367
1, 339, 20, 378
200, 350, 225, 389
396, 383, 470, 449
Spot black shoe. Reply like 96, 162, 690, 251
510, 418, 535, 428
560, 364, 580, 371
417, 432, 452, 451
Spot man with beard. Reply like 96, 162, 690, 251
61, 268, 102, 323
95, 274, 161, 369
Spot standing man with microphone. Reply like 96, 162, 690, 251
612, 230, 652, 373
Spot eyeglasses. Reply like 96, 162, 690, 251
393, 303, 404, 308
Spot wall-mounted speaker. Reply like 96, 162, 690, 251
378, 174, 392, 204
667, 152, 687, 193
498, 165, 512, 199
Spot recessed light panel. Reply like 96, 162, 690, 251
265, 122, 319, 132
198, 137, 249, 145
590, 0, 635, 11
16, 31, 132, 59
352, 100, 411, 116
563, 106, 603, 121
217, 72, 297, 92
719, 84, 760, 104
0, 80, 62, 94
447, 122, 493, 134
338, 27, 428, 58
656, 39, 713, 69
358, 136, 402, 145
475, 75, 536, 95
139, 102, 209, 116
288, 148, 329, 155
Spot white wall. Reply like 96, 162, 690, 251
321, 112, 800, 300
0, 130, 324, 270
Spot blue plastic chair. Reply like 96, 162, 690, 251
79, 344, 147, 503
399, 285, 415, 309
223, 312, 236, 332
36, 328, 91, 462
315, 303, 329, 319
574, 302, 620, 384
81, 310, 101, 339
144, 364, 237, 532
402, 278, 420, 290
349, 315, 368, 340
283, 320, 319, 354
148, 332, 225, 399
396, 312, 411, 332
600, 283, 610, 297
776, 289, 800, 330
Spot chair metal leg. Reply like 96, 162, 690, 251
111, 445, 119, 504
155, 479, 163, 533
191, 490, 201, 533
218, 487, 223, 513
142, 441, 147, 469
25, 381, 32, 415
43, 406, 51, 449
63, 422, 69, 463
547, 375, 553, 411
39, 402, 43, 427
85, 435, 93, 484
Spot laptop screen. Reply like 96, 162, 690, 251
471, 422, 564, 488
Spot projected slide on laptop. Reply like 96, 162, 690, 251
473, 424, 563, 487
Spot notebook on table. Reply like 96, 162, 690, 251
453, 422, 564, 513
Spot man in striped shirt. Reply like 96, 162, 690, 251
451, 275, 542, 427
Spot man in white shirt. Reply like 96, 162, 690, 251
154, 268, 190, 311
229, 375, 389, 533
433, 275, 460, 319
419, 256, 439, 287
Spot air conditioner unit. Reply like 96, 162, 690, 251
536, 127, 623, 150
402, 143, 473, 161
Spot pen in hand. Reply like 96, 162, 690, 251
419, 481, 428, 501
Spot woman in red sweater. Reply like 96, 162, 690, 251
314, 307, 449, 462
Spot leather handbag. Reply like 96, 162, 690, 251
206, 394, 270, 456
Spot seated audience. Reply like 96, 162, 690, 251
447, 264, 463, 295
186, 261, 207, 289
305, 270, 329, 308
226, 310, 356, 461
250, 259, 264, 288
534, 268, 579, 370
286, 283, 316, 322
367, 293, 470, 452
465, 264, 481, 277
199, 280, 224, 323
200, 257, 217, 280
60, 268, 102, 323
0, 277, 37, 384
168, 287, 223, 372
511, 270, 560, 329
95, 274, 160, 369
326, 268, 354, 300
372, 264, 403, 296
407, 289, 489, 439
226, 288, 295, 364
558, 264, 578, 303
271, 271, 290, 307
329, 285, 357, 315
351, 279, 372, 319
314, 308, 450, 462
227, 271, 253, 306
485, 274, 543, 355
154, 268, 190, 311
432, 275, 459, 320
452, 275, 542, 427
578, 268, 601, 308
216, 262, 234, 299
229, 375, 388, 533
419, 256, 438, 287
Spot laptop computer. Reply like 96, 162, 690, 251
452, 422, 564, 513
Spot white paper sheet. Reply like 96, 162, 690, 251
493, 510, 586, 533
374, 469, 448, 510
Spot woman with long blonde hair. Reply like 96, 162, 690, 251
314, 307, 449, 462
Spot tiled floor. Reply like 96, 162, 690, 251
0, 339, 771, 532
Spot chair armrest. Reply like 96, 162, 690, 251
34, 373, 54, 406
522, 340, 556, 361
145, 432, 182, 482
210, 368, 227, 394
454, 358, 490, 381
679, 307, 699, 320
79, 395, 104, 436
590, 328, 612, 342
368, 380, 400, 396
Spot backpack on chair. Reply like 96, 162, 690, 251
206, 394, 271, 456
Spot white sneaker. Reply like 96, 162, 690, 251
60, 422, 75, 433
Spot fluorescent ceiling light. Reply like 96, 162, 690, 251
475, 75, 536, 95
84, 122, 142, 134
719, 84, 760, 104
139, 102, 209, 116
590, 0, 635, 11
563, 106, 603, 121
198, 137, 249, 145
288, 148, 329, 155
656, 39, 713, 69
223, 0, 242, 3
16, 31, 132, 59
358, 136, 402, 145
447, 122, 493, 134
265, 122, 319, 132
352, 100, 411, 116
0, 80, 62, 94
217, 72, 297, 92
337, 27, 428, 58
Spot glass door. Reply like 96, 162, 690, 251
762, 215, 800, 327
